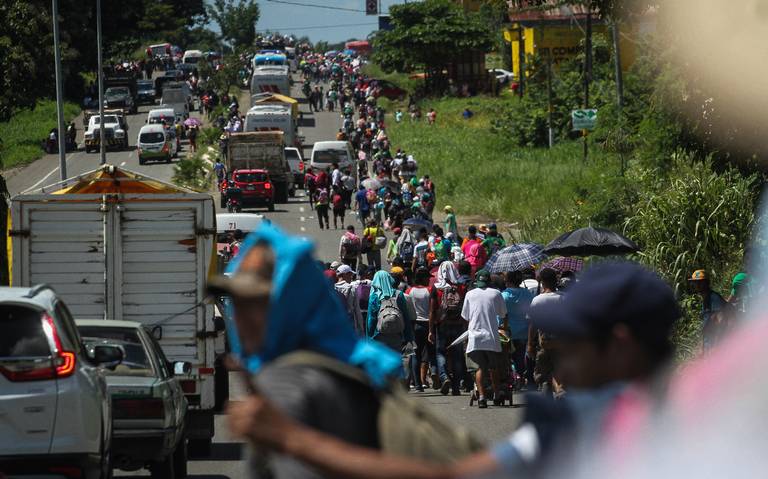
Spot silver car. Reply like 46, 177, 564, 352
0, 285, 122, 479
76, 320, 189, 479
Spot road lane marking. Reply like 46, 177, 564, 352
300, 216, 305, 222
29, 167, 60, 190
299, 207, 305, 213
120, 161, 126, 166
300, 227, 306, 232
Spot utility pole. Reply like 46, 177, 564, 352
517, 25, 525, 96
612, 20, 626, 175
52, 0, 68, 180
97, 0, 106, 165
582, 4, 592, 163
547, 57, 553, 148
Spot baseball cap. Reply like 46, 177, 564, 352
391, 266, 404, 275
689, 269, 707, 281
475, 269, 491, 288
330, 261, 342, 270
336, 264, 355, 275
531, 262, 679, 342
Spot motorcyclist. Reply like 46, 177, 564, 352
225, 180, 243, 212
66, 122, 77, 150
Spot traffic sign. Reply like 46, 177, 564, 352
572, 109, 597, 131
366, 0, 378, 15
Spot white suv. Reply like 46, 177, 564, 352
0, 285, 123, 478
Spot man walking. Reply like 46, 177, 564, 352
501, 271, 534, 387
363, 219, 386, 271
528, 268, 562, 394
335, 264, 362, 334
462, 269, 507, 408
339, 225, 362, 271
354, 185, 370, 226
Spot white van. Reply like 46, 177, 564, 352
310, 141, 355, 172
160, 89, 189, 121
147, 107, 176, 126
137, 123, 177, 164
183, 49, 204, 64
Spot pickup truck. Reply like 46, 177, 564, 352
10, 164, 225, 457
226, 131, 293, 204
104, 86, 137, 114
83, 112, 129, 151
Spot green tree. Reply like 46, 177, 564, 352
371, 0, 493, 92
208, 0, 260, 50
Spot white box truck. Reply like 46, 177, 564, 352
245, 103, 300, 149
250, 65, 291, 95
10, 165, 225, 456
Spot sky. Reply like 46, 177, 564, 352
210, 0, 408, 44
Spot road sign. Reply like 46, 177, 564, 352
366, 0, 378, 15
572, 109, 597, 131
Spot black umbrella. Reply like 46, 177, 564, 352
403, 217, 433, 230
543, 226, 640, 257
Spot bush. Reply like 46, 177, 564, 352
172, 155, 212, 192
0, 100, 81, 169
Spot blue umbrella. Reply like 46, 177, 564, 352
403, 217, 432, 230
485, 243, 546, 273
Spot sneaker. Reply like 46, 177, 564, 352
440, 379, 451, 396
415, 385, 424, 392
478, 397, 488, 409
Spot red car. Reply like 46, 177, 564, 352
223, 169, 275, 212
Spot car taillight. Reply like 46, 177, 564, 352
264, 183, 272, 189
162, 143, 169, 153
113, 398, 165, 420
0, 314, 76, 382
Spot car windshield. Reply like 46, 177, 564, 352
93, 115, 119, 125
78, 326, 155, 377
140, 132, 165, 143
314, 150, 347, 163
235, 172, 268, 183
137, 81, 153, 90
105, 88, 128, 98
285, 149, 300, 162
0, 305, 50, 358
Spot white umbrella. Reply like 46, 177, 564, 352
448, 330, 469, 349
361, 178, 381, 190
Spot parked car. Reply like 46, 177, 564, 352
76, 320, 189, 479
489, 68, 515, 84
137, 124, 178, 164
0, 285, 123, 478
285, 147, 305, 188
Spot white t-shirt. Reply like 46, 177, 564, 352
331, 168, 342, 187
528, 291, 563, 322
406, 286, 432, 322
462, 287, 507, 353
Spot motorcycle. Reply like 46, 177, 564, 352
226, 193, 243, 213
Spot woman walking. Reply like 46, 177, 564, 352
367, 271, 414, 352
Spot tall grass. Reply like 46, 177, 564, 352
386, 95, 621, 243
0, 100, 81, 169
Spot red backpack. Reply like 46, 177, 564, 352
332, 193, 344, 209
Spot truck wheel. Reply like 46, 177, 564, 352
214, 364, 229, 413
172, 435, 188, 479
149, 452, 174, 479
188, 438, 212, 458
276, 184, 289, 204
289, 186, 296, 198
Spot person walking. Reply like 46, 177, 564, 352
405, 268, 434, 392
689, 269, 732, 351
315, 188, 330, 230
367, 270, 414, 352
363, 219, 386, 271
429, 261, 468, 396
462, 269, 508, 408
528, 268, 562, 395
444, 205, 458, 239
335, 264, 362, 333
481, 224, 506, 258
339, 225, 362, 271
501, 271, 534, 388
332, 187, 346, 229
354, 185, 371, 226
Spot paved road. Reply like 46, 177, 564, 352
6, 79, 524, 478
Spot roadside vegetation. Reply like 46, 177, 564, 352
0, 100, 80, 169
172, 126, 220, 192
378, 1, 765, 356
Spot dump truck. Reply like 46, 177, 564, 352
226, 131, 293, 203
9, 165, 225, 456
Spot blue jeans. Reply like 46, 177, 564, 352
436, 322, 466, 392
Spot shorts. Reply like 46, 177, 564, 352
467, 350, 502, 371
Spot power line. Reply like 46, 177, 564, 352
258, 22, 378, 32
265, 0, 365, 12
